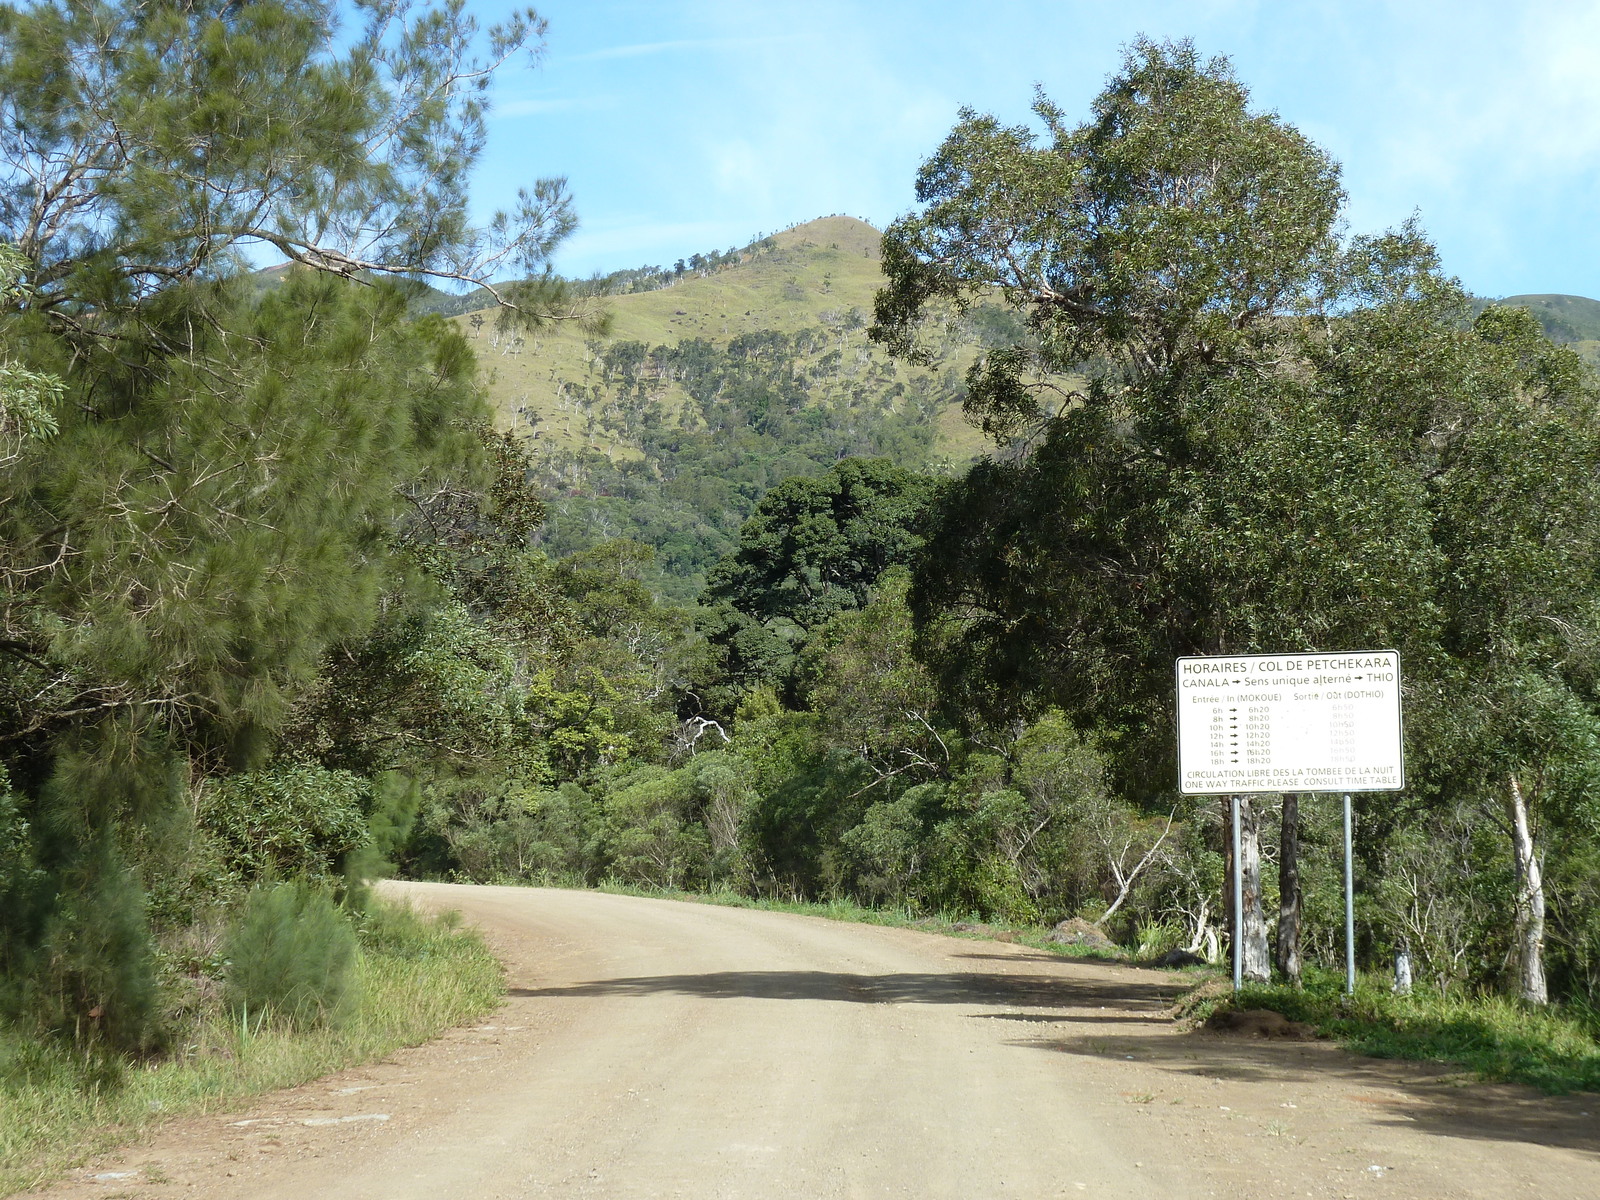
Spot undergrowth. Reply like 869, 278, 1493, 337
1187, 970, 1600, 1095
0, 901, 502, 1195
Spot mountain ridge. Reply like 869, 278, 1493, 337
456, 215, 987, 465
450, 216, 982, 596
1471, 293, 1600, 365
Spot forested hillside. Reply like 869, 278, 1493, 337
464, 233, 1599, 601
1474, 293, 1600, 366
455, 215, 995, 597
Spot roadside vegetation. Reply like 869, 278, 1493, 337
1187, 971, 1600, 1095
0, 902, 500, 1193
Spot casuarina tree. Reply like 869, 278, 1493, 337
0, 0, 586, 1044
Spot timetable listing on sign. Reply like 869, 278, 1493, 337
1175, 651, 1404, 795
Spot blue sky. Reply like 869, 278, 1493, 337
470, 0, 1600, 299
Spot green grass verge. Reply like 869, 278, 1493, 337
1190, 971, 1600, 1095
0, 902, 503, 1195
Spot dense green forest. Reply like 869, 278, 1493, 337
525, 327, 955, 597
3, 2, 1600, 1118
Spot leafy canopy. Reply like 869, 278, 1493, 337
872, 36, 1342, 440
0, 0, 594, 1046
874, 38, 1600, 816
0, 0, 575, 318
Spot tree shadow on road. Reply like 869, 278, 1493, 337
506, 966, 1598, 1157
949, 951, 1156, 968
510, 968, 1176, 1012
972, 1011, 1154, 1024
1015, 1028, 1600, 1156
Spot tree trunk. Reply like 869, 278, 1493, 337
1393, 943, 1413, 995
1507, 773, 1548, 1005
1222, 796, 1236, 971
1239, 796, 1270, 983
1275, 792, 1303, 986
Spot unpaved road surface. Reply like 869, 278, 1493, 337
32, 883, 1599, 1199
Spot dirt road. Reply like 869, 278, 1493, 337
34, 883, 1599, 1199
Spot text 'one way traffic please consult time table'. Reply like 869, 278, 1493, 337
1175, 651, 1405, 993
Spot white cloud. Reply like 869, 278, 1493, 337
480, 0, 1599, 295
1313, 3, 1598, 291
489, 96, 603, 119
568, 35, 788, 63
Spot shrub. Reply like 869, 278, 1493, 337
427, 778, 600, 884
199, 765, 370, 886
223, 882, 357, 1029
601, 766, 712, 888
841, 788, 933, 905
39, 842, 160, 1052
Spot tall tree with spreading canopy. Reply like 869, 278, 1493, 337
0, 0, 590, 1044
872, 37, 1600, 999
693, 457, 936, 716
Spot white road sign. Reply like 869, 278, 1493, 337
1176, 651, 1404, 795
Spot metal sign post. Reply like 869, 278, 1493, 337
1231, 794, 1243, 993
1343, 793, 1356, 996
1175, 651, 1405, 994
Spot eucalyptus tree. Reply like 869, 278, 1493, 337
871, 39, 1425, 981
873, 38, 1600, 999
870, 40, 1406, 718
872, 37, 1343, 426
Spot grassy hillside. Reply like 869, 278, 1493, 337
458, 216, 987, 465
1474, 293, 1600, 367
448, 217, 1006, 595
1499, 294, 1600, 341
447, 229, 1600, 595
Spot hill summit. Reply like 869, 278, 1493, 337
458, 214, 983, 464
453, 215, 999, 594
